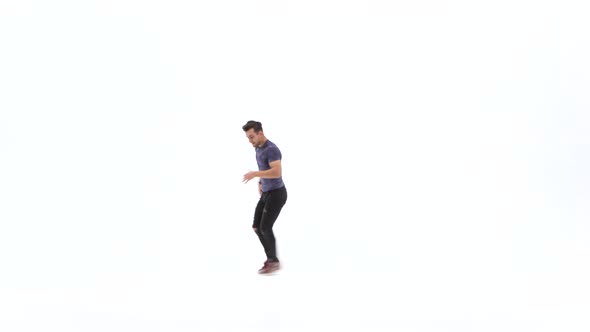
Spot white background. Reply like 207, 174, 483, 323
1, 1, 589, 331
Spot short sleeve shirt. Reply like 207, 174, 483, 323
256, 140, 285, 192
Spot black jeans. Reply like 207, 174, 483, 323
252, 186, 287, 262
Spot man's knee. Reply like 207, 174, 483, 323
259, 225, 274, 236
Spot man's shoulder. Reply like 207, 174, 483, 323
262, 140, 280, 150
267, 141, 282, 154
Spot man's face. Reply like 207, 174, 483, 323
245, 128, 263, 147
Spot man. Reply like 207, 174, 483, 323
242, 120, 288, 274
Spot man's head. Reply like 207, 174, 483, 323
242, 120, 266, 147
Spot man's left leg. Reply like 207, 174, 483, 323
258, 187, 287, 273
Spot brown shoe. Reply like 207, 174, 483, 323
258, 261, 280, 274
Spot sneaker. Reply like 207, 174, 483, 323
257, 261, 269, 274
258, 261, 280, 274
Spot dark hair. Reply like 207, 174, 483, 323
242, 120, 263, 133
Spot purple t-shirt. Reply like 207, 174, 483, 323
256, 140, 285, 192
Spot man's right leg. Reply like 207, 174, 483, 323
252, 194, 268, 258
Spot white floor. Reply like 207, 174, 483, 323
2, 180, 589, 332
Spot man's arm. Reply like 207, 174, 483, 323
243, 160, 282, 183
257, 160, 282, 179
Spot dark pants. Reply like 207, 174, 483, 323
252, 186, 287, 262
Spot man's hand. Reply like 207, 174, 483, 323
242, 171, 257, 183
